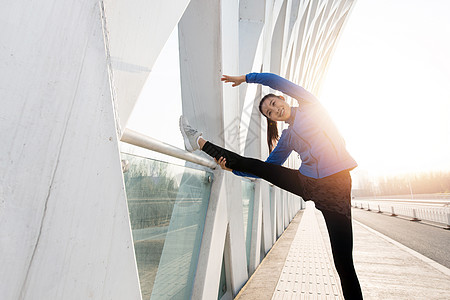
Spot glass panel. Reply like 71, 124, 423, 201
121, 153, 212, 300
241, 179, 255, 269
217, 256, 227, 299
124, 27, 185, 165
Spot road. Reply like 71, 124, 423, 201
351, 207, 450, 268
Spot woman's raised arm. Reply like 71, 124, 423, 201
246, 73, 319, 104
221, 74, 246, 87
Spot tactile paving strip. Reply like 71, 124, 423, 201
272, 203, 343, 299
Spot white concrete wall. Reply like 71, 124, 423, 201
0, 1, 141, 299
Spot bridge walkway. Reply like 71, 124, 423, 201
235, 202, 450, 300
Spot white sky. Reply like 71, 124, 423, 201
320, 0, 450, 177
126, 0, 450, 176
123, 27, 184, 165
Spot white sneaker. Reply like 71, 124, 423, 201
179, 116, 202, 152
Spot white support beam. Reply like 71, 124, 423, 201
224, 173, 248, 295
179, 0, 247, 298
249, 180, 263, 274
239, 0, 266, 157
178, 0, 223, 144
260, 181, 273, 254
270, 0, 288, 75
270, 186, 277, 244
239, 0, 266, 78
276, 188, 284, 237
178, 2, 227, 298
191, 170, 229, 299
221, 0, 250, 294
284, 191, 289, 228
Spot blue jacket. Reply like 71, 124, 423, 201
233, 73, 357, 179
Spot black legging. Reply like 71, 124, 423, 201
203, 141, 363, 299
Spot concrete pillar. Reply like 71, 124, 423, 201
178, 0, 247, 298
270, 186, 278, 244
277, 189, 284, 237
249, 181, 263, 274
261, 182, 273, 254
0, 1, 140, 299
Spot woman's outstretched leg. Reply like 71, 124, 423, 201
179, 115, 303, 199
201, 140, 304, 197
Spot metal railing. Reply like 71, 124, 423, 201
352, 200, 450, 228
120, 128, 217, 169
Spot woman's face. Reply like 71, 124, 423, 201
261, 96, 291, 122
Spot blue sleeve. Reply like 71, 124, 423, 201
232, 169, 259, 178
232, 129, 292, 178
246, 72, 319, 104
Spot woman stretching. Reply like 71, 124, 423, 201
179, 72, 363, 299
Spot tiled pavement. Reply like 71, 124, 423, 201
272, 203, 342, 299
236, 202, 450, 300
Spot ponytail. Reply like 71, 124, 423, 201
259, 93, 280, 153
266, 118, 279, 153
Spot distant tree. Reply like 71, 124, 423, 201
356, 171, 450, 197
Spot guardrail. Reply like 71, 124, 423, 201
120, 127, 302, 299
352, 201, 450, 228
121, 128, 217, 169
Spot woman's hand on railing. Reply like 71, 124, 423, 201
215, 157, 233, 172
221, 74, 246, 87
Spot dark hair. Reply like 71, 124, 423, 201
259, 93, 279, 153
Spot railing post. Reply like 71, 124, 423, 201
391, 206, 397, 216
411, 208, 420, 221
367, 203, 371, 211
377, 204, 382, 213
447, 212, 450, 229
